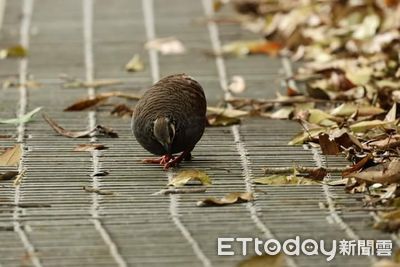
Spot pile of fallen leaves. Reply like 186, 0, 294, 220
214, 0, 400, 236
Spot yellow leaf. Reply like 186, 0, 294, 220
288, 128, 325, 145
253, 175, 320, 185
0, 45, 27, 59
350, 120, 394, 133
330, 103, 384, 117
197, 192, 253, 207
125, 54, 144, 72
308, 109, 338, 126
0, 144, 22, 166
169, 169, 211, 187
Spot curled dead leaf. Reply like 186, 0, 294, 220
169, 169, 211, 187
318, 133, 340, 155
43, 114, 118, 138
0, 171, 19, 181
197, 192, 253, 207
110, 104, 134, 118
345, 159, 400, 184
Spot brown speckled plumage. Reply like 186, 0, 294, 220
132, 74, 206, 166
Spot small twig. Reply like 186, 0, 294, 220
13, 169, 26, 186
262, 165, 346, 174
0, 203, 51, 208
83, 186, 114, 195
152, 187, 207, 195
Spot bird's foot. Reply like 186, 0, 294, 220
142, 155, 174, 165
163, 151, 192, 170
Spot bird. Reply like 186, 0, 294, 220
132, 73, 207, 170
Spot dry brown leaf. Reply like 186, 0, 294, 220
0, 171, 19, 181
169, 170, 211, 187
43, 114, 118, 138
64, 91, 141, 111
197, 192, 253, 207
318, 133, 340, 155
73, 144, 108, 151
303, 167, 328, 180
207, 113, 241, 127
64, 95, 108, 111
0, 144, 22, 167
345, 159, 400, 184
332, 130, 363, 150
110, 104, 134, 118
0, 134, 14, 140
342, 154, 372, 177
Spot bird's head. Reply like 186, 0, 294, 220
153, 117, 175, 154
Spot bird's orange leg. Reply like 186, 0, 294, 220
142, 154, 174, 165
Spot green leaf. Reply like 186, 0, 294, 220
0, 107, 42, 124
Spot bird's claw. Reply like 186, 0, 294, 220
142, 155, 174, 165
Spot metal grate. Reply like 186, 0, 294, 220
0, 0, 398, 266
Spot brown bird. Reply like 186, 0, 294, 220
132, 73, 207, 169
